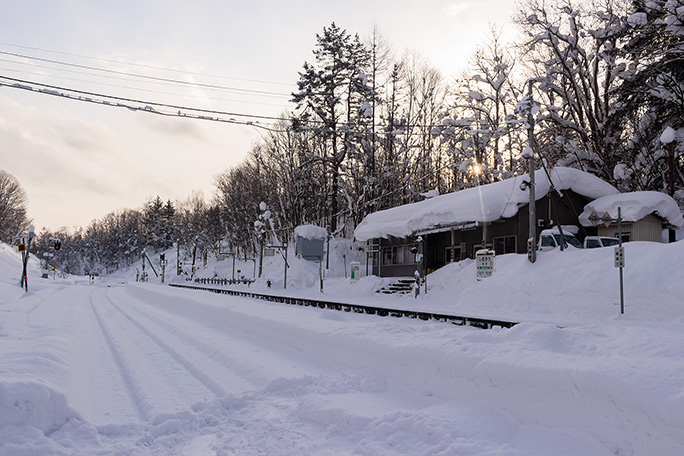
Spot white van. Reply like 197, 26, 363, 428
538, 228, 583, 251
583, 236, 619, 249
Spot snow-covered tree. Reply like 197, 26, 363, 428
516, 0, 629, 181
0, 170, 31, 243
143, 196, 176, 251
438, 28, 526, 188
614, 0, 684, 198
292, 22, 374, 234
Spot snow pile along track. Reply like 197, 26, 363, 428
168, 283, 518, 329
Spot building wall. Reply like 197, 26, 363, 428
596, 214, 664, 242
370, 236, 419, 277
368, 190, 593, 278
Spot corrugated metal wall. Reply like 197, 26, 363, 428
597, 214, 663, 242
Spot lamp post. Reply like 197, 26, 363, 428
471, 163, 488, 250
521, 80, 537, 263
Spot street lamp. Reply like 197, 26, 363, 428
470, 162, 488, 250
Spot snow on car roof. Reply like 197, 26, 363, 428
579, 191, 684, 229
355, 167, 618, 241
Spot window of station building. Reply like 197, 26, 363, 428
381, 244, 414, 265
444, 246, 463, 263
493, 235, 517, 255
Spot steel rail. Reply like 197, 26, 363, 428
168, 283, 518, 330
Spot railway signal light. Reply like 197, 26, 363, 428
54, 240, 61, 251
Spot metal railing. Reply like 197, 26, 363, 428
168, 283, 518, 330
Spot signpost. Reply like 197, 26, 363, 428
616, 207, 625, 315
587, 207, 625, 314
350, 261, 361, 281
266, 244, 288, 289
476, 249, 495, 280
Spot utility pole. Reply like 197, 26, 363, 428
255, 202, 269, 278
667, 140, 676, 243
525, 80, 537, 263
662, 129, 677, 242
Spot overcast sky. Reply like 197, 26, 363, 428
0, 0, 519, 231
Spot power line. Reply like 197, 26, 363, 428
0, 75, 288, 122
0, 75, 286, 132
0, 56, 293, 104
0, 41, 294, 87
0, 50, 508, 135
0, 73, 498, 135
0, 64, 292, 109
0, 50, 291, 98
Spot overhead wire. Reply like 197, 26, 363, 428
0, 73, 478, 135
0, 75, 286, 132
0, 45, 530, 134
0, 64, 292, 108
0, 50, 292, 98
0, 41, 293, 87
0, 45, 488, 133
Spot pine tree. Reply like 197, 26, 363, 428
292, 22, 372, 234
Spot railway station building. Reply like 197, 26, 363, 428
354, 167, 619, 278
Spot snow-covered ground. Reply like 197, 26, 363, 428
1, 239, 683, 455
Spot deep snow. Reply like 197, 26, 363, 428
1, 238, 684, 455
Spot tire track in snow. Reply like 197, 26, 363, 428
101, 290, 236, 399
90, 287, 222, 424
110, 286, 308, 392
89, 290, 149, 423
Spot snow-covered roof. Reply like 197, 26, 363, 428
294, 224, 328, 240
579, 191, 684, 229
354, 167, 618, 241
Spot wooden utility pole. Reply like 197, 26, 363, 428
661, 127, 677, 243
526, 81, 537, 263
667, 141, 676, 243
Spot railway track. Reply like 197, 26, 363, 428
168, 283, 518, 330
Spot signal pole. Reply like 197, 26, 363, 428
19, 226, 35, 291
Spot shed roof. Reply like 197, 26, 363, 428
579, 191, 684, 229
354, 167, 619, 241
294, 224, 329, 241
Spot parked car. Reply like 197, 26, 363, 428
538, 228, 583, 251
583, 236, 620, 249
